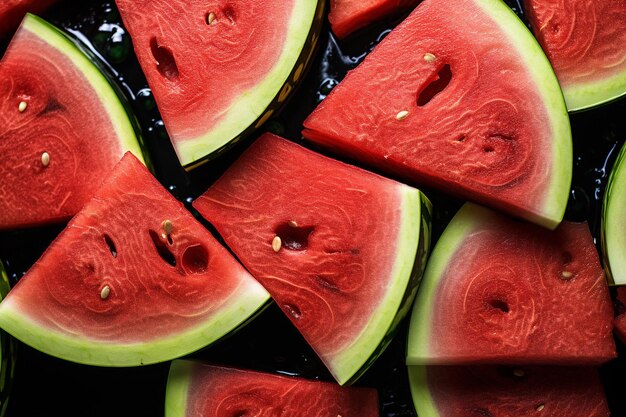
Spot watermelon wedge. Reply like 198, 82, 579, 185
602, 140, 626, 285
165, 360, 379, 417
523, 0, 626, 112
408, 366, 610, 417
0, 14, 144, 230
407, 203, 615, 365
0, 0, 59, 39
0, 263, 15, 417
115, 0, 324, 169
0, 153, 270, 367
303, 0, 572, 229
329, 0, 417, 39
193, 133, 431, 385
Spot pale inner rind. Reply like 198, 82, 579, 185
165, 360, 193, 417
408, 366, 440, 417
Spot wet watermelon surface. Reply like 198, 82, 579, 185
0, 0, 625, 416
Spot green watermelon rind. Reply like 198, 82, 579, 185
329, 188, 431, 385
20, 14, 145, 164
177, 0, 325, 170
0, 262, 16, 417
601, 141, 626, 285
562, 65, 626, 113
407, 366, 439, 417
405, 203, 485, 364
475, 0, 571, 229
164, 360, 193, 417
0, 275, 271, 367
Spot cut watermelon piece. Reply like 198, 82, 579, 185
0, 263, 15, 417
329, 0, 417, 39
193, 133, 431, 385
0, 0, 59, 39
0, 14, 144, 230
523, 0, 626, 112
407, 203, 616, 365
165, 360, 379, 417
602, 140, 626, 285
0, 153, 270, 366
115, 0, 324, 169
303, 0, 572, 229
408, 366, 609, 417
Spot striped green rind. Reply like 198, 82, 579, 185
564, 71, 626, 113
165, 360, 193, 417
22, 14, 145, 164
407, 366, 439, 417
406, 203, 486, 364
0, 275, 270, 366
330, 189, 432, 385
602, 141, 626, 285
178, 0, 325, 169
0, 262, 16, 417
475, 0, 571, 229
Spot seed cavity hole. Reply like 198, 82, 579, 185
223, 6, 237, 24
488, 298, 509, 313
483, 146, 494, 153
284, 303, 301, 320
274, 223, 314, 251
417, 64, 452, 107
150, 37, 179, 80
315, 275, 340, 293
181, 244, 209, 274
562, 251, 573, 264
149, 230, 176, 267
103, 234, 117, 258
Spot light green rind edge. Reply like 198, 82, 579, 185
328, 186, 424, 385
0, 274, 270, 366
21, 14, 144, 164
564, 70, 626, 113
175, 0, 317, 167
476, 0, 571, 230
602, 141, 626, 285
407, 366, 439, 417
406, 203, 487, 364
164, 360, 193, 417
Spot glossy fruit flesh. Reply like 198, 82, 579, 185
329, 0, 417, 39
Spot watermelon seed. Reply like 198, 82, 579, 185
536, 404, 545, 412
272, 236, 282, 252
41, 152, 50, 167
513, 368, 525, 377
561, 271, 573, 279
103, 234, 117, 258
100, 285, 110, 300
288, 220, 298, 228
423, 53, 436, 63
396, 110, 409, 120
206, 12, 216, 25
18, 101, 27, 112
162, 220, 173, 235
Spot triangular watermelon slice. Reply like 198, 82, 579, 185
303, 0, 572, 229
193, 133, 431, 385
0, 153, 270, 366
407, 203, 615, 365
165, 360, 379, 417
523, 0, 626, 112
329, 0, 417, 39
408, 366, 609, 417
0, 14, 144, 230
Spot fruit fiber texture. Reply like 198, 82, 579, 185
329, 0, 418, 39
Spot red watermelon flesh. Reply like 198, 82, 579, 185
166, 360, 379, 417
193, 133, 429, 385
0, 15, 143, 230
407, 204, 615, 365
523, 0, 626, 111
304, 0, 572, 229
409, 366, 609, 417
329, 0, 418, 39
0, 152, 270, 366
0, 0, 59, 39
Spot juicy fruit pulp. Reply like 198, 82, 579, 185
165, 360, 380, 417
0, 0, 59, 39
407, 203, 615, 365
304, 0, 572, 229
408, 366, 610, 417
524, 0, 626, 111
602, 140, 626, 285
0, 14, 143, 230
115, 0, 323, 169
193, 133, 431, 385
329, 0, 418, 39
0, 153, 270, 366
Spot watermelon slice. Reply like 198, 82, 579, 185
0, 263, 15, 417
0, 153, 270, 366
407, 203, 616, 365
0, 0, 59, 39
303, 0, 572, 229
115, 0, 324, 169
329, 0, 417, 39
193, 133, 431, 385
602, 140, 626, 285
408, 366, 610, 417
523, 0, 626, 112
165, 360, 379, 417
0, 14, 144, 230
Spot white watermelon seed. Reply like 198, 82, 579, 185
396, 110, 409, 120
18, 101, 27, 112
424, 53, 436, 63
41, 152, 50, 167
536, 404, 545, 411
513, 368, 524, 377
100, 285, 111, 300
561, 271, 573, 279
272, 235, 282, 252
162, 219, 173, 235
288, 220, 298, 228
207, 12, 216, 25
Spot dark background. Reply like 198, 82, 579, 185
1, 0, 626, 416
